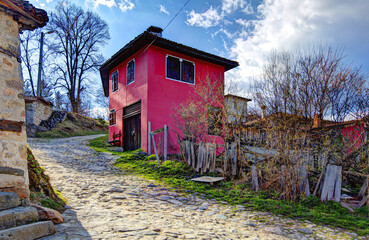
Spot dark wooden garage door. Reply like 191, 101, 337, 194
123, 101, 141, 151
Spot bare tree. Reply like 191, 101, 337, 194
47, 1, 110, 113
20, 29, 40, 96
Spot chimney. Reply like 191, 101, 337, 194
313, 113, 322, 128
147, 26, 163, 37
261, 105, 266, 119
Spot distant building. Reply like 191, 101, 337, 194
100, 26, 238, 153
224, 94, 251, 124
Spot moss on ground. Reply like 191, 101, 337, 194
27, 147, 66, 212
89, 135, 369, 236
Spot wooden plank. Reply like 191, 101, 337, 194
151, 127, 164, 135
0, 166, 24, 176
191, 176, 224, 184
210, 143, 216, 173
343, 170, 369, 178
223, 142, 228, 175
327, 165, 338, 201
357, 196, 369, 208
195, 143, 201, 172
148, 122, 151, 155
0, 119, 23, 132
164, 125, 167, 161
358, 179, 368, 198
151, 134, 160, 167
251, 165, 259, 191
340, 202, 355, 213
231, 142, 237, 176
205, 143, 211, 171
191, 142, 195, 171
321, 164, 332, 201
334, 166, 342, 202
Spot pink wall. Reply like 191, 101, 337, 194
109, 44, 226, 154
147, 46, 225, 154
342, 123, 365, 154
108, 48, 148, 150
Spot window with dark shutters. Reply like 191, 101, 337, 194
109, 109, 116, 126
112, 71, 118, 92
127, 59, 135, 85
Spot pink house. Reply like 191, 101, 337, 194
100, 26, 238, 154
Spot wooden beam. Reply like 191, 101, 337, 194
0, 119, 23, 132
0, 166, 24, 176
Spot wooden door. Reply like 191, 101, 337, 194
123, 101, 141, 151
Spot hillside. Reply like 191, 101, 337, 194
36, 112, 108, 138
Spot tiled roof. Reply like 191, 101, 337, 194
100, 29, 239, 97
0, 0, 48, 30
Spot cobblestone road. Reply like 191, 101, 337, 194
28, 135, 361, 240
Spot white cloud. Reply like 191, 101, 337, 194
160, 4, 169, 15
118, 0, 134, 12
227, 0, 369, 85
91, 0, 117, 8
221, 0, 247, 14
186, 6, 222, 28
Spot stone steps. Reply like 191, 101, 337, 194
0, 191, 56, 239
0, 206, 38, 230
0, 220, 55, 240
0, 192, 21, 210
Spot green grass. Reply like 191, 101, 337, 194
36, 112, 108, 138
90, 135, 369, 236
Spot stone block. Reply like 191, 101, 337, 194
30, 205, 63, 224
0, 220, 55, 240
0, 206, 38, 230
0, 192, 20, 210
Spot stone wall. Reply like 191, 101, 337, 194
25, 97, 53, 126
0, 10, 29, 199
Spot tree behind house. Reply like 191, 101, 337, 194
47, 1, 110, 113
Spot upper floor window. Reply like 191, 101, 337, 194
112, 71, 118, 92
166, 55, 195, 84
109, 109, 116, 126
127, 59, 135, 85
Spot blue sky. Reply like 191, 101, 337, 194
33, 0, 369, 97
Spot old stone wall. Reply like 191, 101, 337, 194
25, 101, 53, 126
0, 11, 29, 199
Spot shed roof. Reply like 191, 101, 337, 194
100, 27, 239, 97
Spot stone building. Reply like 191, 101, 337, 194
0, 0, 48, 199
25, 96, 53, 126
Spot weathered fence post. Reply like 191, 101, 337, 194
148, 121, 151, 155
164, 124, 167, 161
251, 165, 259, 191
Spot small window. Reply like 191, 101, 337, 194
166, 55, 195, 84
182, 60, 194, 83
167, 56, 180, 80
109, 109, 116, 126
112, 71, 118, 92
127, 60, 135, 85
208, 106, 222, 135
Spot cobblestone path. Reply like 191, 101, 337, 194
28, 135, 361, 240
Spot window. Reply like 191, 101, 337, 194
166, 55, 195, 84
109, 109, 116, 126
112, 71, 118, 92
127, 59, 135, 85
208, 106, 222, 136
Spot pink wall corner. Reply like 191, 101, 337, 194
146, 46, 225, 154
